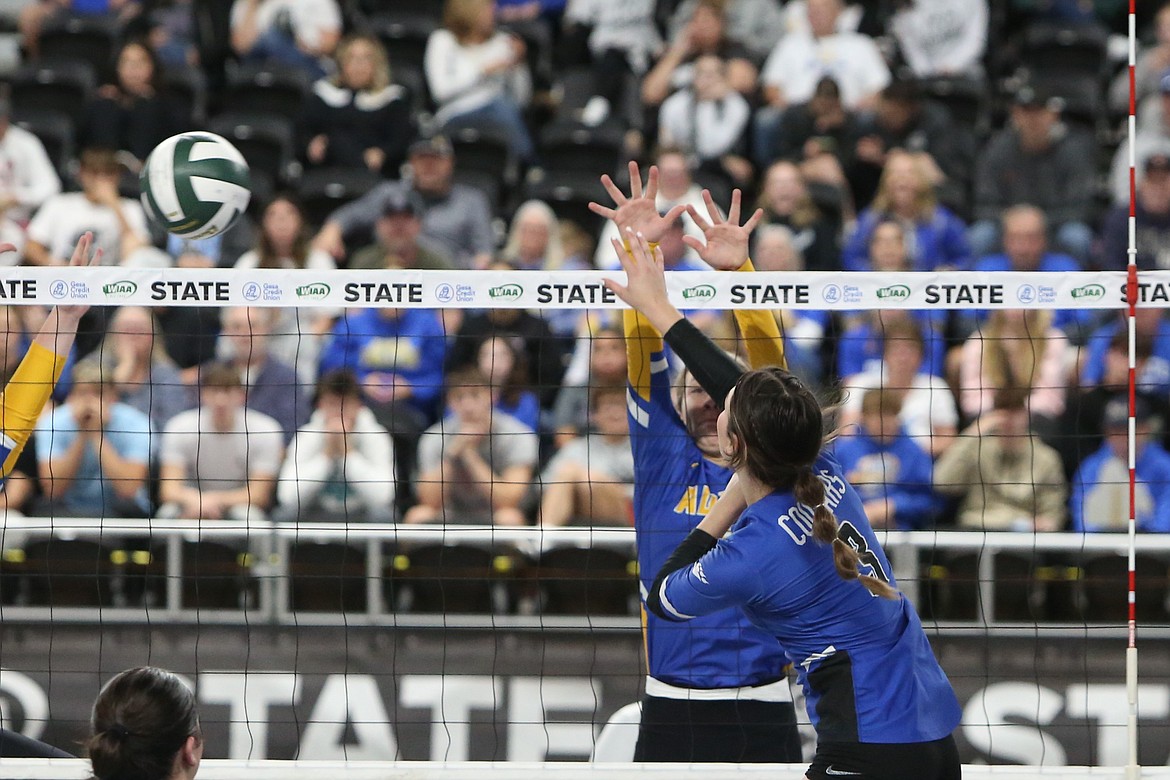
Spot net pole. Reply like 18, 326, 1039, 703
1126, 0, 1140, 775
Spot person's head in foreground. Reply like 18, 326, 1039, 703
719, 366, 897, 599
87, 667, 202, 780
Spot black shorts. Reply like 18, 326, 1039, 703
807, 735, 961, 780
633, 694, 803, 763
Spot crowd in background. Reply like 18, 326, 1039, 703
0, 0, 1164, 534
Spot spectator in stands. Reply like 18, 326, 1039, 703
957, 309, 1070, 428
1102, 153, 1170, 270
755, 159, 840, 272
406, 365, 538, 526
593, 152, 707, 267
87, 667, 203, 780
848, 80, 975, 215
753, 0, 889, 159
756, 0, 890, 162
25, 148, 157, 270
561, 0, 660, 128
143, 0, 200, 69
770, 76, 862, 178
842, 149, 969, 272
33, 360, 152, 518
85, 39, 187, 165
751, 224, 827, 385
234, 194, 337, 375
276, 369, 395, 523
642, 0, 758, 109
299, 33, 414, 177
666, 0, 785, 64
539, 384, 634, 526
348, 191, 454, 272
214, 306, 309, 445
446, 274, 567, 407
658, 54, 753, 187
425, 0, 535, 164
313, 135, 495, 269
158, 363, 284, 521
1110, 71, 1170, 207
552, 323, 626, 444
317, 306, 447, 492
832, 388, 938, 530
1072, 396, 1170, 533
100, 306, 190, 432
0, 95, 61, 258
934, 385, 1068, 531
838, 223, 947, 378
229, 0, 341, 80
1082, 308, 1170, 396
840, 317, 958, 457
971, 85, 1096, 261
19, 0, 142, 61
1109, 2, 1170, 115
888, 0, 988, 79
500, 199, 572, 271
475, 334, 540, 432
967, 205, 1094, 338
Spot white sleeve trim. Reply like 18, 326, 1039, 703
657, 580, 696, 620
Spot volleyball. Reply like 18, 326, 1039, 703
139, 131, 251, 239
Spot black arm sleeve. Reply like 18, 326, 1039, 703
645, 528, 719, 621
662, 318, 745, 409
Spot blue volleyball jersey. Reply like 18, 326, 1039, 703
625, 296, 790, 691
656, 453, 961, 742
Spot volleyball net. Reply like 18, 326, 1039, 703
0, 265, 1168, 775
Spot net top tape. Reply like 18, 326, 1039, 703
0, 268, 1161, 309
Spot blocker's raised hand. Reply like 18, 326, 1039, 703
589, 161, 687, 244
605, 228, 683, 335
683, 189, 763, 271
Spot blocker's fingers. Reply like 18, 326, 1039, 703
588, 201, 617, 220
628, 161, 644, 200
661, 202, 687, 226
728, 189, 742, 226
685, 204, 712, 233
68, 232, 94, 267
701, 189, 722, 225
600, 174, 627, 206
681, 235, 706, 254
645, 164, 660, 201
742, 207, 765, 234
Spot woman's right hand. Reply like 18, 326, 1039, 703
604, 228, 682, 334
589, 161, 687, 245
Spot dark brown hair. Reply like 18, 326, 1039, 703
725, 367, 897, 599
87, 667, 199, 780
257, 193, 311, 269
315, 368, 363, 404
199, 362, 242, 390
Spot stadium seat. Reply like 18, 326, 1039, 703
162, 540, 255, 611
360, 0, 441, 23
1019, 21, 1109, 77
20, 538, 117, 607
160, 67, 209, 128
921, 549, 1047, 623
296, 166, 384, 231
388, 543, 519, 614
207, 112, 300, 188
538, 121, 624, 179
451, 167, 504, 217
11, 108, 74, 181
8, 61, 95, 131
392, 62, 432, 119
448, 124, 520, 190
918, 76, 990, 136
371, 11, 437, 71
37, 13, 117, 83
536, 545, 637, 616
521, 169, 608, 236
287, 541, 368, 613
220, 62, 310, 121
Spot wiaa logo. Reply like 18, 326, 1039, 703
1070, 284, 1105, 300
489, 284, 523, 299
876, 285, 910, 300
681, 284, 716, 302
102, 281, 137, 298
295, 283, 330, 300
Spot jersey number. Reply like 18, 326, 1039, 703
837, 521, 891, 585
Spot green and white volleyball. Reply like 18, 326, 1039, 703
140, 132, 251, 238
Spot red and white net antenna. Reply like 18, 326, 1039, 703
1126, 0, 1140, 776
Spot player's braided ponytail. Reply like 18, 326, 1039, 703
728, 368, 897, 600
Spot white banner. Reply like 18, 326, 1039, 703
0, 268, 1162, 309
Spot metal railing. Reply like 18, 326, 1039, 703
2, 519, 1167, 634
